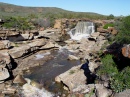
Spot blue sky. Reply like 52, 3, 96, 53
0, 0, 129, 16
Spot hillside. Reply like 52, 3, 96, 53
0, 2, 106, 19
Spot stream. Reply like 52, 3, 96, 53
24, 47, 81, 96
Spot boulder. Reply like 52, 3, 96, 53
55, 65, 86, 90
0, 52, 11, 68
38, 29, 61, 41
0, 40, 11, 50
122, 44, 130, 58
89, 32, 100, 40
0, 67, 10, 81
95, 84, 112, 97
7, 34, 34, 42
13, 74, 27, 84
88, 62, 99, 73
97, 28, 109, 33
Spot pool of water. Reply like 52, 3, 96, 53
24, 48, 81, 95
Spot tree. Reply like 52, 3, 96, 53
107, 14, 115, 19
116, 15, 130, 44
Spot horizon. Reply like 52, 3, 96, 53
0, 0, 130, 16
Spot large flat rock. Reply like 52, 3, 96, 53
55, 65, 86, 91
9, 39, 46, 59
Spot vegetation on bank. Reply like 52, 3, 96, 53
115, 15, 130, 44
97, 15, 130, 93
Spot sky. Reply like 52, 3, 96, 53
0, 0, 129, 16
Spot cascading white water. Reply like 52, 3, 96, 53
68, 21, 95, 40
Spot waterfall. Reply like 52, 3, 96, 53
68, 21, 95, 40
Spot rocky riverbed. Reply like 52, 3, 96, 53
0, 20, 125, 97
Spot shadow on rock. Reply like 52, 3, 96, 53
80, 60, 97, 84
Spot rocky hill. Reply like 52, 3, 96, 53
0, 2, 106, 18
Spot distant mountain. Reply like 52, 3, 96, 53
0, 2, 106, 18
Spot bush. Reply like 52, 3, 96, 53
116, 15, 130, 44
97, 54, 130, 92
110, 66, 130, 92
97, 54, 118, 76
103, 23, 114, 29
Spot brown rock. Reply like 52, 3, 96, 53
122, 45, 130, 58
13, 74, 27, 84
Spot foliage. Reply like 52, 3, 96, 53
110, 67, 130, 92
0, 2, 107, 20
97, 54, 118, 76
115, 15, 130, 44
103, 23, 114, 29
2, 16, 33, 30
97, 54, 130, 92
107, 14, 115, 19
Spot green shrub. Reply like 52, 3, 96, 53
97, 54, 130, 92
97, 54, 118, 76
110, 66, 130, 92
115, 15, 130, 44
103, 23, 114, 29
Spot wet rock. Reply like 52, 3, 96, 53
30, 80, 43, 89
0, 67, 10, 82
22, 79, 54, 97
13, 74, 27, 84
68, 55, 79, 60
0, 40, 11, 50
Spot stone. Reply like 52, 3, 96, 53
40, 41, 55, 49
0, 40, 11, 50
54, 19, 62, 29
68, 55, 79, 60
114, 89, 130, 97
22, 82, 54, 97
90, 32, 100, 40
9, 39, 46, 58
13, 74, 27, 84
2, 87, 16, 94
95, 84, 112, 97
0, 52, 11, 68
0, 67, 10, 81
97, 28, 109, 33
88, 62, 99, 73
30, 80, 43, 89
9, 45, 30, 59
55, 65, 86, 91
122, 44, 130, 58
72, 84, 95, 93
